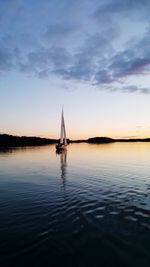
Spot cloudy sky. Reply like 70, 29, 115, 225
0, 0, 150, 139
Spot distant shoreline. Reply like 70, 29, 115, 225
0, 134, 150, 148
84, 137, 150, 143
0, 134, 58, 148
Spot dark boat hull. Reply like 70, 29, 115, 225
56, 144, 67, 152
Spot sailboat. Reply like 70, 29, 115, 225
56, 109, 67, 151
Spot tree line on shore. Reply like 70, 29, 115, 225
0, 134, 150, 148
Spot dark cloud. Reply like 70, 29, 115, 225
1, 27, 149, 95
121, 86, 150, 94
18, 46, 71, 77
98, 48, 150, 84
103, 85, 150, 94
53, 29, 150, 93
91, 25, 150, 87
55, 34, 114, 81
0, 0, 150, 95
13, 33, 114, 82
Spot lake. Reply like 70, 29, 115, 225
0, 143, 150, 267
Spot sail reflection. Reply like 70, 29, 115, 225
57, 150, 67, 189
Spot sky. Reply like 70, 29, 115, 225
0, 0, 150, 139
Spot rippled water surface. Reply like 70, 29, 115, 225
0, 143, 150, 267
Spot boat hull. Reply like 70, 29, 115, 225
56, 144, 67, 152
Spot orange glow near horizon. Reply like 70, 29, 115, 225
3, 120, 150, 140
36, 124, 150, 140
1, 79, 150, 140
7, 129, 149, 140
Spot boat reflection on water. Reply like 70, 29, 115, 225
56, 150, 67, 189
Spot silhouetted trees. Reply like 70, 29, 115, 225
0, 134, 58, 147
87, 137, 114, 143
1, 134, 150, 147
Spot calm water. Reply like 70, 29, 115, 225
0, 143, 150, 267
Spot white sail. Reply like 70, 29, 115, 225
60, 110, 67, 145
